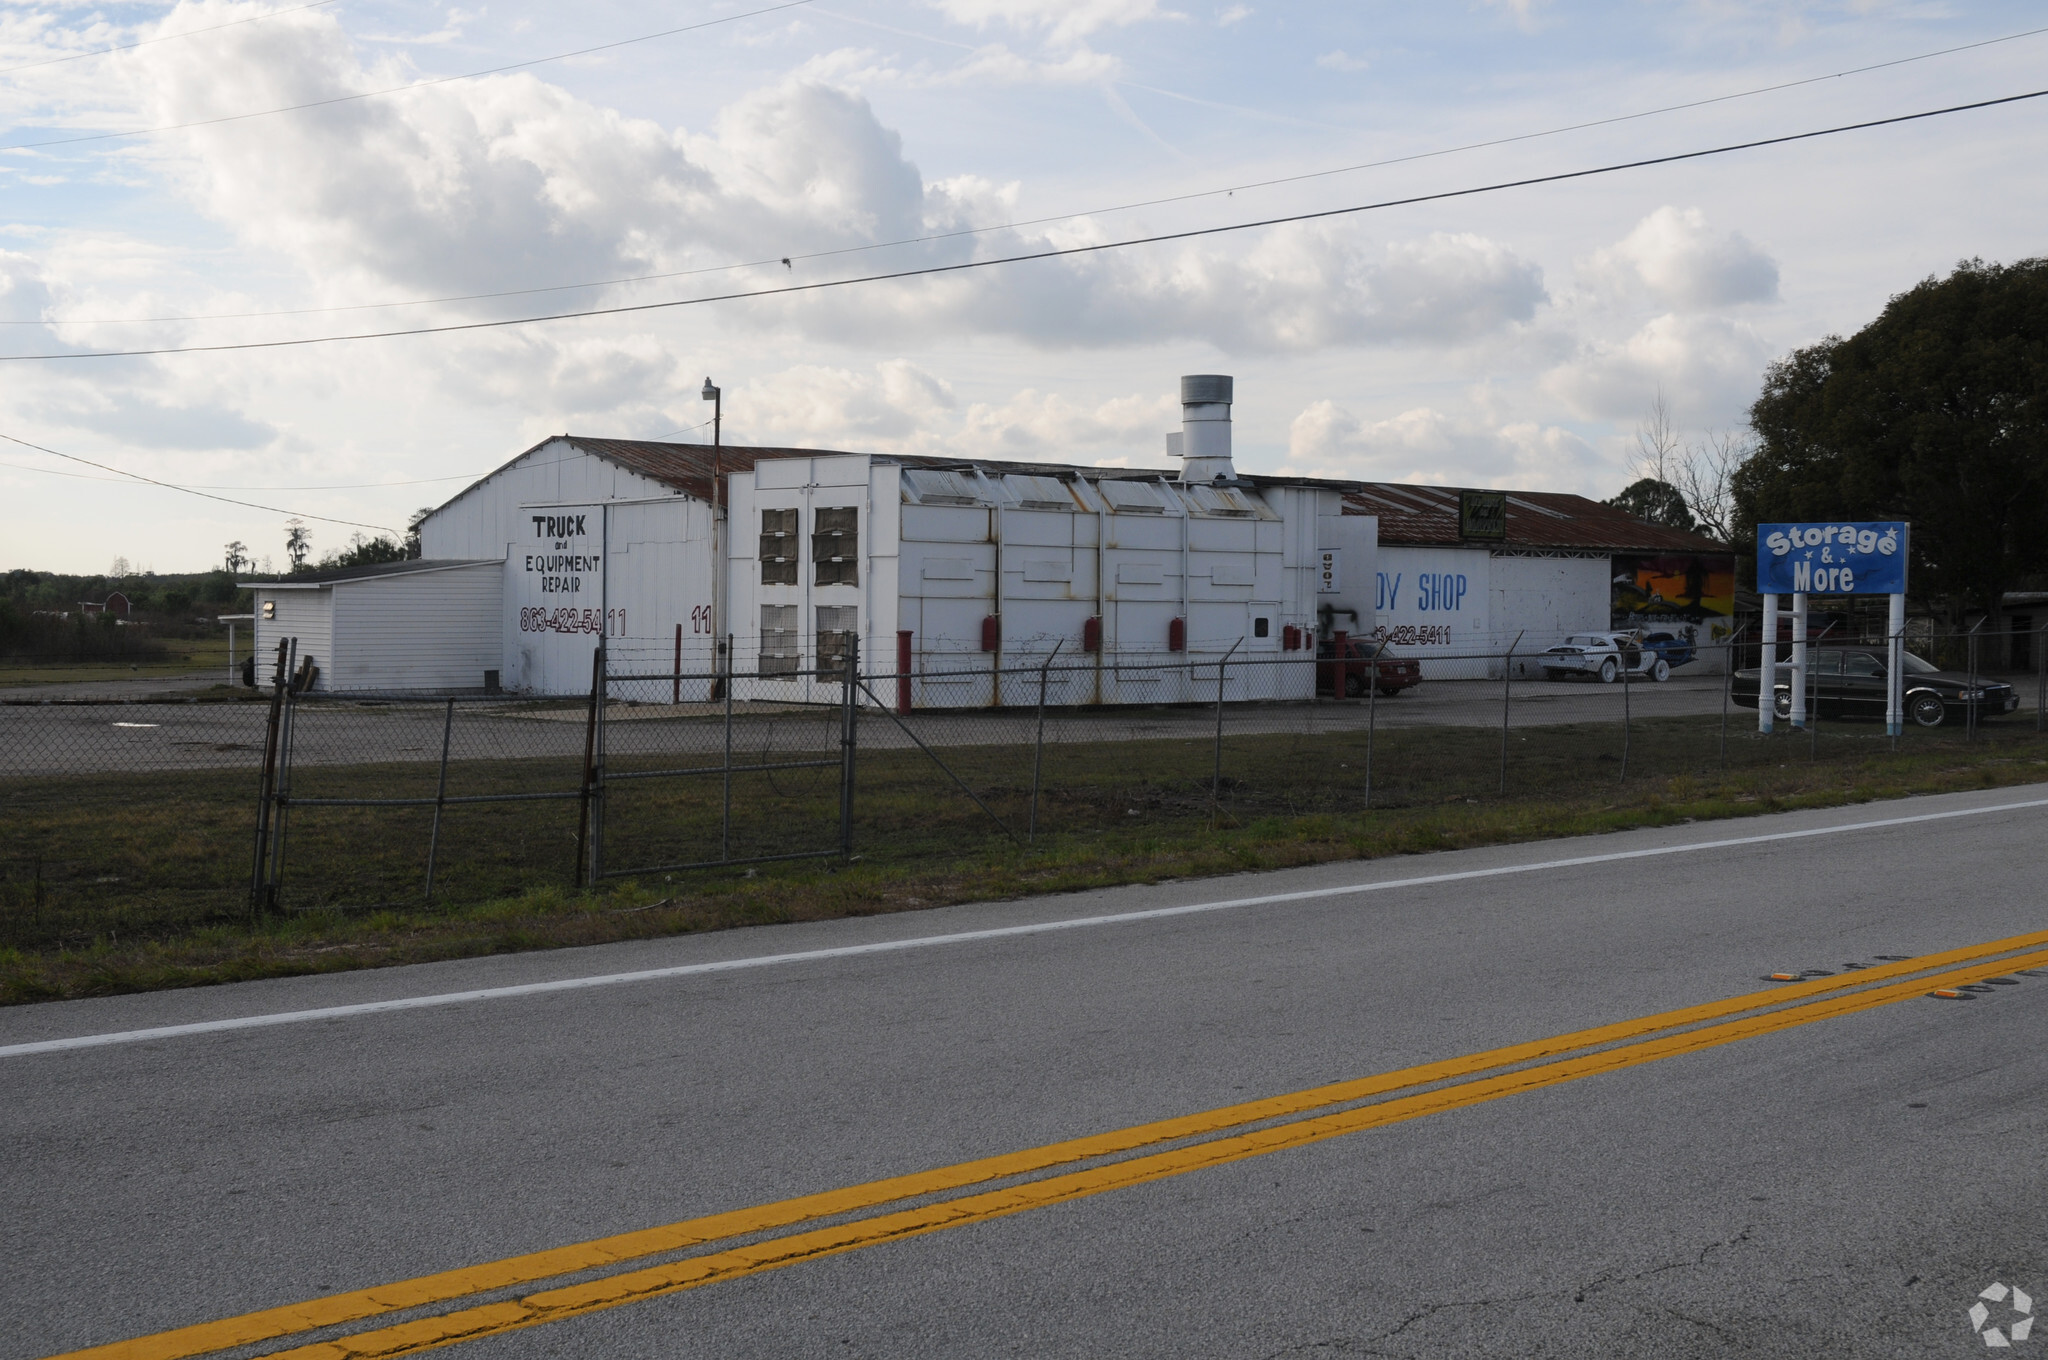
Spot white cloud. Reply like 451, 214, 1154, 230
924, 0, 1166, 44
1481, 0, 1548, 33
1284, 400, 1605, 492
941, 42, 1123, 84
1542, 312, 1774, 426
115, 9, 1541, 358
1315, 50, 1368, 72
725, 362, 1177, 460
1218, 5, 1252, 25
1583, 206, 1778, 311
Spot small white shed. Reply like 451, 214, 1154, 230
244, 559, 502, 692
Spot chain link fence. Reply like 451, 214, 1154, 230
4, 626, 2044, 949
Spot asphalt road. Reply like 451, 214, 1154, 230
0, 675, 1781, 777
5, 786, 2047, 1359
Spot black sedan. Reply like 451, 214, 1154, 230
1730, 645, 2020, 727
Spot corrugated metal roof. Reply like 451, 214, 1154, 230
1342, 483, 1727, 554
239, 558, 496, 587
445, 439, 1723, 555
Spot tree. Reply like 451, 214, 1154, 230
404, 507, 433, 559
1669, 428, 1745, 544
1606, 478, 1695, 529
1735, 257, 2048, 617
1615, 391, 1740, 541
317, 532, 408, 569
284, 520, 311, 572
224, 541, 248, 574
109, 555, 131, 581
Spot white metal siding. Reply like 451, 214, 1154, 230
328, 565, 503, 692
251, 588, 334, 689
1374, 546, 1494, 680
419, 440, 685, 560
1488, 555, 1613, 675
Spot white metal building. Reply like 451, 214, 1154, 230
242, 373, 1730, 698
1346, 483, 1736, 677
246, 558, 501, 692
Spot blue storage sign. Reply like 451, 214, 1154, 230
1756, 522, 1908, 595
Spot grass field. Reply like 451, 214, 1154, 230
3, 709, 2045, 1003
0, 634, 235, 687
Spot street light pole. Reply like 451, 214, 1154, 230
702, 378, 724, 697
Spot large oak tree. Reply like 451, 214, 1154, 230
1734, 257, 2048, 618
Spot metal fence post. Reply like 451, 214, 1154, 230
840, 633, 858, 861
576, 646, 601, 889
1620, 640, 1631, 783
1967, 617, 1983, 743
723, 634, 734, 862
1212, 638, 1242, 825
265, 647, 306, 911
423, 697, 455, 900
1809, 620, 1834, 762
593, 643, 608, 880
1364, 640, 1376, 810
1500, 631, 1522, 797
1720, 625, 1740, 772
248, 638, 290, 916
1030, 640, 1063, 844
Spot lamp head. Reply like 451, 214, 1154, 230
701, 378, 719, 402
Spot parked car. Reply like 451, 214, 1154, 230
1730, 644, 2020, 726
1641, 629, 1697, 671
1535, 631, 1677, 683
1316, 635, 1423, 697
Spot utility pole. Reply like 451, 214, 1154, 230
703, 377, 724, 696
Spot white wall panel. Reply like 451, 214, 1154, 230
251, 588, 333, 689
329, 565, 501, 692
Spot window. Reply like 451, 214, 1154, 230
1843, 652, 1883, 678
759, 605, 799, 676
1253, 617, 1270, 638
760, 508, 798, 586
816, 605, 858, 673
813, 507, 858, 586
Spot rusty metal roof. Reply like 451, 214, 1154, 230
1343, 482, 1728, 554
452, 440, 1723, 554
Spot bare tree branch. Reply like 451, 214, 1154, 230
1672, 428, 1747, 543
1630, 389, 1681, 486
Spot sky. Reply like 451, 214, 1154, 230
1, 0, 2044, 575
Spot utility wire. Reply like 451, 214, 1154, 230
6, 87, 2042, 364
0, 0, 816, 151
14, 20, 2046, 329
0, 432, 399, 529
0, 0, 343, 76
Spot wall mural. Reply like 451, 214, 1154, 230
1610, 554, 1737, 643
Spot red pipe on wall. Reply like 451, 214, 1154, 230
1168, 616, 1186, 652
897, 630, 913, 714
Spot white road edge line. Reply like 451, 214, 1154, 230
8, 795, 2047, 1060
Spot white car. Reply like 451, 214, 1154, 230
1535, 631, 1673, 683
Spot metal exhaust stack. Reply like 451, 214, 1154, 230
1176, 374, 1234, 483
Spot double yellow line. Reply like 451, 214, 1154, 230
58, 928, 2048, 1360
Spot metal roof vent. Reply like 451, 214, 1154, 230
1175, 374, 1235, 484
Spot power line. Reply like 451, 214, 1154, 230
0, 0, 816, 152
0, 460, 488, 488
6, 88, 2041, 364
14, 20, 2045, 329
0, 0, 343, 76
0, 432, 399, 529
